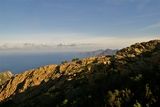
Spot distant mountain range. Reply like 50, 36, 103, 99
0, 40, 160, 107
83, 49, 118, 56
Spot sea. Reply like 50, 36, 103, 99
0, 52, 90, 73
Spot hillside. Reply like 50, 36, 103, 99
0, 40, 160, 107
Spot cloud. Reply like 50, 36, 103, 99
134, 12, 160, 19
141, 22, 160, 31
0, 43, 51, 50
56, 43, 95, 48
0, 32, 158, 52
82, 36, 159, 49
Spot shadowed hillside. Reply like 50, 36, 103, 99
0, 40, 160, 107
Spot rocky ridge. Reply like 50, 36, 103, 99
0, 39, 160, 107
0, 71, 13, 86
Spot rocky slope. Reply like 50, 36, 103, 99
0, 71, 13, 86
0, 40, 160, 107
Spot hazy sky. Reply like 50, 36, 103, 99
0, 0, 159, 49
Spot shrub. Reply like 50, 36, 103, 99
72, 58, 79, 61
61, 60, 68, 64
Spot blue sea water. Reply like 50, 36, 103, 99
0, 52, 89, 73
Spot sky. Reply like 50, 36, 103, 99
0, 0, 160, 50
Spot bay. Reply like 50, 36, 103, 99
0, 52, 89, 73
